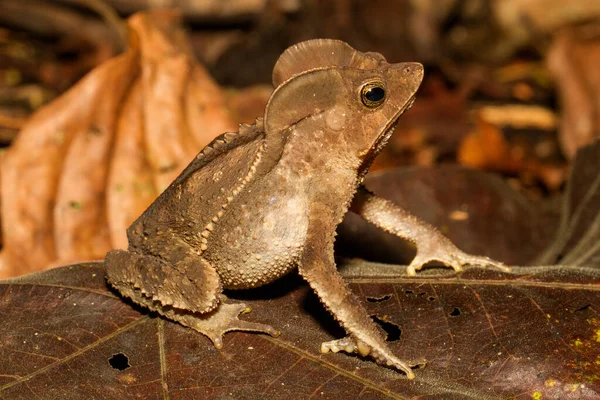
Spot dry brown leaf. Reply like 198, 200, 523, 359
458, 116, 566, 190
547, 24, 600, 159
458, 117, 512, 171
107, 80, 156, 250
477, 104, 557, 130
0, 10, 239, 278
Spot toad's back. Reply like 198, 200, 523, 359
126, 119, 310, 289
126, 122, 267, 259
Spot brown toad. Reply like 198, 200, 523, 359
105, 39, 508, 379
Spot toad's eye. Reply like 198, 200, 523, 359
360, 81, 386, 108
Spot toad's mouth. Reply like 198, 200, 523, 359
357, 96, 416, 178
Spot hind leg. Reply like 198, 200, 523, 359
162, 301, 280, 349
105, 248, 222, 313
105, 249, 278, 347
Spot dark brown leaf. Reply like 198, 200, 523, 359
547, 24, 600, 158
535, 139, 600, 266
338, 165, 556, 266
1, 262, 599, 399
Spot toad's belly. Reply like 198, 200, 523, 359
203, 190, 308, 289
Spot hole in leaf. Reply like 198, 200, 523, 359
405, 290, 414, 295
449, 307, 461, 317
575, 304, 591, 312
428, 296, 436, 302
366, 294, 392, 303
371, 315, 401, 341
109, 353, 130, 371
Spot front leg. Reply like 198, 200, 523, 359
351, 185, 510, 276
299, 206, 417, 378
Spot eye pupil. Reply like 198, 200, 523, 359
365, 86, 385, 102
361, 82, 386, 108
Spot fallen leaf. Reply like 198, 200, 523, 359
458, 116, 566, 190
0, 10, 238, 278
372, 77, 472, 171
338, 165, 555, 266
0, 260, 599, 398
535, 139, 600, 266
547, 24, 600, 158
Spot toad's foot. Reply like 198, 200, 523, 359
406, 233, 510, 277
165, 302, 280, 349
321, 336, 419, 379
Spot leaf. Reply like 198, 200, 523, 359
1, 262, 599, 399
547, 25, 600, 158
0, 10, 239, 278
535, 139, 600, 266
338, 165, 557, 266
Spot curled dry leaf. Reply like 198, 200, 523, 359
0, 10, 239, 278
1, 261, 599, 398
547, 24, 600, 159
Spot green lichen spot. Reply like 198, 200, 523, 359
565, 383, 580, 392
5, 68, 22, 86
585, 374, 599, 383
54, 131, 65, 145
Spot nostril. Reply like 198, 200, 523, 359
402, 63, 424, 78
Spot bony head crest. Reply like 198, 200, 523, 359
272, 39, 385, 88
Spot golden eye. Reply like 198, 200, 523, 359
360, 81, 386, 108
